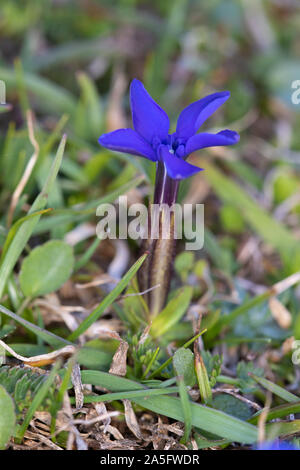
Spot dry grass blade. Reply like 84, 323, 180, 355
258, 392, 272, 444
71, 363, 84, 410
0, 340, 75, 366
123, 399, 143, 440
109, 340, 129, 376
269, 297, 292, 329
7, 110, 40, 227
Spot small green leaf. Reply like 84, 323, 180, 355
0, 385, 16, 449
150, 287, 193, 338
174, 252, 195, 282
173, 348, 196, 387
212, 394, 252, 421
195, 353, 212, 405
20, 240, 74, 297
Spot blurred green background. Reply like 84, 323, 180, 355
0, 0, 300, 450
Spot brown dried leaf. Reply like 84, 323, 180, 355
269, 296, 292, 329
109, 340, 128, 376
123, 399, 143, 440
71, 363, 84, 410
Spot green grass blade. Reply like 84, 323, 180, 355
70, 386, 179, 404
249, 402, 300, 424
266, 420, 300, 440
0, 135, 66, 298
0, 304, 72, 348
68, 254, 147, 341
1, 209, 52, 261
132, 395, 257, 444
250, 374, 299, 403
177, 378, 192, 443
81, 370, 145, 392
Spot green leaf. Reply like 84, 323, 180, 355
150, 287, 193, 338
0, 384, 16, 449
195, 353, 212, 405
177, 377, 192, 443
81, 370, 145, 392
133, 394, 257, 444
173, 348, 196, 387
174, 252, 195, 282
70, 387, 180, 404
76, 347, 112, 370
212, 394, 252, 421
194, 434, 229, 449
19, 240, 74, 297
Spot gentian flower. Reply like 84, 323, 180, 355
99, 79, 239, 180
98, 79, 239, 315
256, 440, 299, 451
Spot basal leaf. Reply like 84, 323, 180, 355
19, 240, 74, 297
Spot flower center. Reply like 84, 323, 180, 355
153, 134, 186, 159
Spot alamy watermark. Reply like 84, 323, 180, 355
0, 80, 6, 105
95, 196, 204, 250
292, 340, 300, 366
291, 80, 300, 105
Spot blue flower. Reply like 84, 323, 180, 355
98, 79, 239, 180
256, 440, 299, 451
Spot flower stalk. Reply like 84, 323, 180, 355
139, 160, 179, 316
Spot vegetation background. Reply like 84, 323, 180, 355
0, 0, 300, 450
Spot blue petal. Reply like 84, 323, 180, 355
160, 145, 203, 180
176, 91, 230, 139
185, 129, 240, 154
256, 441, 299, 451
98, 128, 157, 161
130, 79, 169, 144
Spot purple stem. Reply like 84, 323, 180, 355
153, 160, 179, 206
